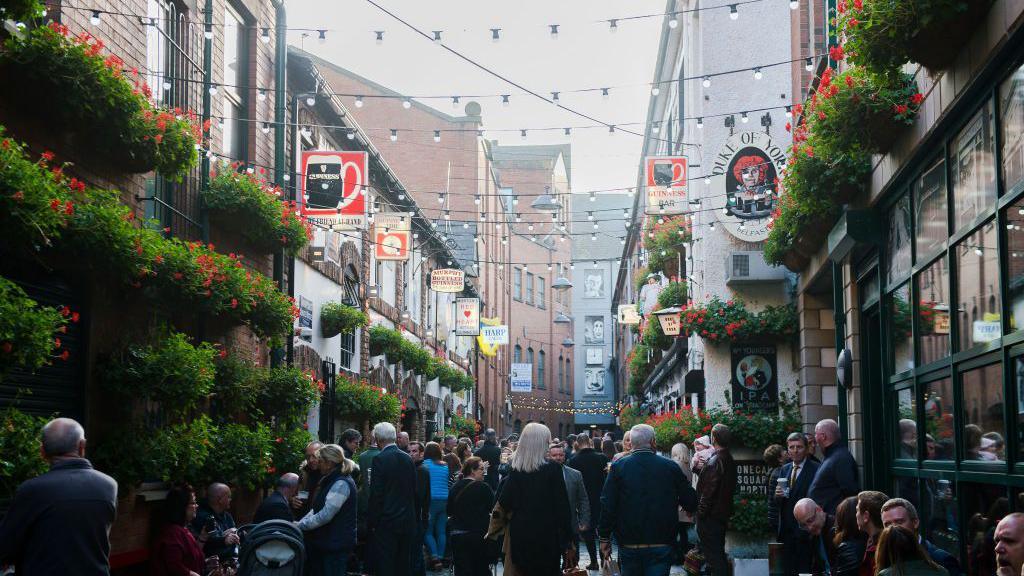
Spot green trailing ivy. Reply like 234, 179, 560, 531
210, 355, 261, 421
335, 373, 401, 424
320, 303, 369, 338
641, 315, 672, 351
679, 297, 797, 344
436, 362, 474, 393
0, 0, 45, 23
0, 277, 71, 378
627, 343, 653, 396
92, 416, 214, 488
0, 407, 49, 500
100, 330, 217, 419
1, 24, 200, 181
200, 422, 274, 491
203, 169, 311, 256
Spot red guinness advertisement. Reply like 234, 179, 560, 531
644, 156, 687, 215
300, 150, 368, 229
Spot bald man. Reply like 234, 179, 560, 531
255, 473, 300, 523
793, 498, 836, 575
192, 483, 239, 560
807, 419, 860, 515
996, 513, 1024, 576
0, 417, 118, 575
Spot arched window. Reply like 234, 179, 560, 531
558, 356, 565, 392
537, 349, 546, 389
514, 345, 522, 363
527, 348, 534, 382
566, 359, 572, 391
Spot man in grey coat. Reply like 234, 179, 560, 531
0, 417, 118, 575
550, 442, 591, 567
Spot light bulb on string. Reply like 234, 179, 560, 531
697, 117, 704, 129
209, 84, 218, 96
564, 128, 572, 136
702, 76, 711, 88
261, 123, 271, 135
753, 67, 763, 80
651, 86, 661, 96
204, 29, 213, 40
260, 28, 270, 44
551, 91, 560, 103
257, 89, 267, 102
790, 0, 800, 8
601, 88, 610, 100
502, 95, 511, 107
652, 122, 661, 134
729, 5, 739, 19
608, 125, 616, 135
90, 10, 101, 25
317, 30, 326, 44
433, 130, 441, 143
433, 31, 442, 43
390, 129, 398, 142
668, 16, 678, 28
741, 112, 749, 123
355, 96, 364, 108
306, 95, 316, 106
805, 57, 814, 71
549, 24, 559, 39
785, 106, 792, 118
347, 130, 356, 140
402, 99, 412, 109
452, 96, 460, 108
375, 31, 384, 44
608, 19, 618, 32
491, 28, 501, 42
520, 129, 527, 140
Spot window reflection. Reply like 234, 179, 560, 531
962, 363, 1005, 462
1006, 200, 1024, 334
924, 377, 954, 461
1017, 358, 1024, 462
891, 283, 913, 373
915, 160, 948, 261
952, 101, 997, 231
923, 476, 960, 562
1002, 65, 1024, 193
888, 194, 912, 284
964, 483, 1008, 576
917, 257, 951, 365
955, 221, 1000, 350
896, 387, 917, 459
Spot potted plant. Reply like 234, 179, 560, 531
320, 302, 369, 338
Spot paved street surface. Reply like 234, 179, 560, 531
424, 545, 691, 575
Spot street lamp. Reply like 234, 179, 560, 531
531, 186, 561, 212
562, 337, 575, 348
652, 306, 683, 336
551, 276, 573, 290
554, 312, 572, 324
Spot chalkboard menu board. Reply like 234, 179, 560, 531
734, 460, 770, 496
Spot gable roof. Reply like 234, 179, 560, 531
489, 143, 572, 188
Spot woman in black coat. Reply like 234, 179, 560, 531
448, 457, 495, 576
833, 496, 867, 576
497, 423, 573, 576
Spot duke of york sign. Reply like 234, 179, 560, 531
708, 131, 787, 242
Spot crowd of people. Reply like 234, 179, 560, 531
5, 416, 1024, 576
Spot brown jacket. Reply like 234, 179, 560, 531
695, 448, 736, 519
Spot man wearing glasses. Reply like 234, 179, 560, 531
793, 498, 836, 576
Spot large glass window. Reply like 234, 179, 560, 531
222, 6, 247, 159
961, 362, 1005, 462
917, 257, 951, 366
513, 268, 522, 301
514, 345, 522, 363
964, 483, 1008, 575
527, 348, 534, 380
1006, 199, 1024, 334
538, 350, 545, 389
888, 194, 913, 285
952, 102, 998, 231
1017, 357, 1024, 462
1001, 63, 1024, 194
955, 221, 1001, 350
891, 283, 914, 374
526, 273, 535, 305
923, 377, 955, 461
537, 276, 546, 309
896, 387, 917, 459
921, 477, 959, 562
915, 160, 949, 261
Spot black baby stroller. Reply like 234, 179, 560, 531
237, 520, 305, 576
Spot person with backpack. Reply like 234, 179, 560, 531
297, 444, 358, 576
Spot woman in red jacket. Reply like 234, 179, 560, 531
150, 484, 207, 576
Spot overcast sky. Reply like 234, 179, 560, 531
286, 0, 666, 197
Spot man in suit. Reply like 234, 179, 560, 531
773, 432, 820, 576
807, 419, 860, 515
367, 421, 417, 576
881, 498, 961, 575
254, 473, 299, 524
569, 431, 608, 570
793, 498, 836, 576
549, 443, 591, 569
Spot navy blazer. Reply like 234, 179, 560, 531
924, 538, 960, 576
367, 444, 417, 535
776, 457, 820, 540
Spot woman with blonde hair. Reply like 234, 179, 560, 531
297, 443, 359, 576
490, 422, 573, 575
671, 443, 695, 562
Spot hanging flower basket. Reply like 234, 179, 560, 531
781, 250, 810, 274
905, 0, 993, 70
320, 302, 369, 338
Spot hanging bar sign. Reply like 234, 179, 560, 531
455, 298, 480, 336
374, 214, 410, 261
431, 268, 465, 293
300, 150, 367, 230
644, 156, 688, 215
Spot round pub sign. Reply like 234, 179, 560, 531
708, 131, 787, 242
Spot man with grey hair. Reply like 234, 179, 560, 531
598, 424, 696, 575
474, 427, 502, 491
881, 498, 960, 575
0, 417, 118, 575
696, 423, 737, 576
397, 430, 410, 452
254, 473, 300, 523
367, 421, 416, 575
808, 418, 860, 515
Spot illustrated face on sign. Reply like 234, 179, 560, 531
726, 148, 777, 220
735, 354, 772, 392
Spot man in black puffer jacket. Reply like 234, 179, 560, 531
569, 432, 608, 570
473, 428, 502, 492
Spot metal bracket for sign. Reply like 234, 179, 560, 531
134, 195, 202, 229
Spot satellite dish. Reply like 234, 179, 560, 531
465, 101, 482, 117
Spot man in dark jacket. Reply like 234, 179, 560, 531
191, 483, 239, 561
367, 422, 417, 576
0, 417, 118, 576
254, 473, 299, 523
696, 423, 737, 576
292, 440, 323, 518
881, 498, 961, 575
808, 419, 860, 515
473, 428, 502, 491
794, 498, 836, 575
409, 441, 431, 576
773, 432, 820, 576
598, 424, 697, 576
569, 431, 608, 570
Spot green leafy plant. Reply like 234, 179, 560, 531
0, 277, 71, 378
202, 168, 311, 256
445, 414, 479, 439
92, 416, 214, 488
369, 325, 405, 356
657, 281, 687, 308
643, 215, 691, 274
268, 427, 314, 484
200, 422, 274, 490
729, 494, 771, 536
678, 298, 797, 344
257, 367, 323, 429
0, 407, 49, 500
641, 315, 673, 351
0, 0, 46, 23
627, 343, 653, 396
210, 355, 261, 421
100, 330, 217, 419
436, 362, 474, 393
1, 24, 200, 180
617, 405, 645, 431
320, 302, 369, 338
335, 373, 401, 425
640, 392, 801, 450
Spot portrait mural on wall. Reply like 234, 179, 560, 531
584, 269, 605, 299
584, 367, 606, 396
708, 131, 787, 242
584, 316, 605, 344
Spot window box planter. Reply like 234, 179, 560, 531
202, 169, 311, 257
320, 302, 369, 339
906, 0, 993, 70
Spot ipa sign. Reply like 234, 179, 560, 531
300, 150, 368, 229
430, 269, 465, 293
510, 363, 533, 393
455, 298, 480, 336
644, 156, 687, 215
730, 344, 779, 413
